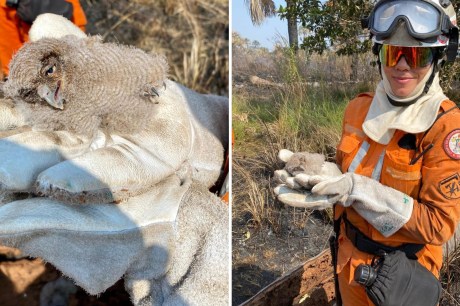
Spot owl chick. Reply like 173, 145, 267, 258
0, 33, 227, 203
3, 35, 168, 137
274, 149, 342, 190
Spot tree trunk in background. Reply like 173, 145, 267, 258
286, 0, 298, 52
350, 55, 359, 82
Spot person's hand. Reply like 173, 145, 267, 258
273, 149, 342, 209
0, 171, 229, 305
274, 173, 353, 210
0, 12, 230, 305
0, 15, 228, 204
274, 149, 342, 187
280, 172, 413, 237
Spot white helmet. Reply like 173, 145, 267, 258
362, 0, 459, 61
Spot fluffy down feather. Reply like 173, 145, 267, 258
3, 35, 168, 137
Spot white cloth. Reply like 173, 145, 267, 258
362, 70, 447, 145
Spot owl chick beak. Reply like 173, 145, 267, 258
37, 81, 64, 110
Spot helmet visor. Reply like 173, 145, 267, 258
379, 44, 434, 68
371, 0, 445, 38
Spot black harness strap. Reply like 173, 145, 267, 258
416, 104, 458, 153
330, 205, 342, 306
344, 216, 424, 260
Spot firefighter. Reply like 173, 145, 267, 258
275, 0, 460, 305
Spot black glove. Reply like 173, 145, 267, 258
14, 0, 73, 24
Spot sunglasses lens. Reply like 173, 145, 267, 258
380, 45, 433, 68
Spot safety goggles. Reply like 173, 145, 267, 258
364, 0, 453, 40
379, 44, 434, 68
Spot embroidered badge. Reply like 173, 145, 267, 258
438, 35, 448, 44
443, 129, 460, 160
439, 173, 460, 200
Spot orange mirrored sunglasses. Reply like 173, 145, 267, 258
379, 44, 434, 69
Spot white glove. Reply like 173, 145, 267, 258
0, 13, 230, 306
0, 174, 229, 305
124, 181, 229, 306
274, 149, 342, 185
277, 173, 413, 237
0, 15, 228, 204
273, 149, 342, 208
0, 84, 226, 204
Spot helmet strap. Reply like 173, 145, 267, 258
373, 43, 383, 78
446, 27, 459, 62
387, 58, 439, 107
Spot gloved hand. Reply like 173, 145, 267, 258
273, 149, 342, 209
274, 149, 342, 188
0, 14, 228, 204
274, 174, 349, 210
0, 13, 229, 306
0, 173, 229, 305
276, 172, 414, 237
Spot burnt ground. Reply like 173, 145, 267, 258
0, 246, 131, 306
231, 81, 336, 306
239, 249, 336, 306
232, 207, 333, 305
232, 206, 460, 306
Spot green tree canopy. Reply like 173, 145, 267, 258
278, 0, 460, 55
278, 0, 373, 55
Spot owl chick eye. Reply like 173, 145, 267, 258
45, 65, 56, 76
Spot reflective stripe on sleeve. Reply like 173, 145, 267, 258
348, 141, 370, 173
372, 150, 385, 181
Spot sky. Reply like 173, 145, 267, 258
231, 0, 288, 50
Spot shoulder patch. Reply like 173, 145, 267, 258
443, 129, 460, 160
439, 173, 460, 200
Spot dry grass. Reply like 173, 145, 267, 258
232, 78, 351, 233
441, 244, 460, 305
232, 149, 278, 229
233, 32, 380, 86
82, 0, 228, 95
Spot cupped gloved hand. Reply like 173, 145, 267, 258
274, 174, 352, 210
0, 13, 230, 306
0, 14, 228, 204
274, 149, 342, 189
273, 149, 342, 209
0, 172, 229, 305
277, 172, 414, 237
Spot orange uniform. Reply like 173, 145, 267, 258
0, 0, 86, 76
335, 93, 460, 306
